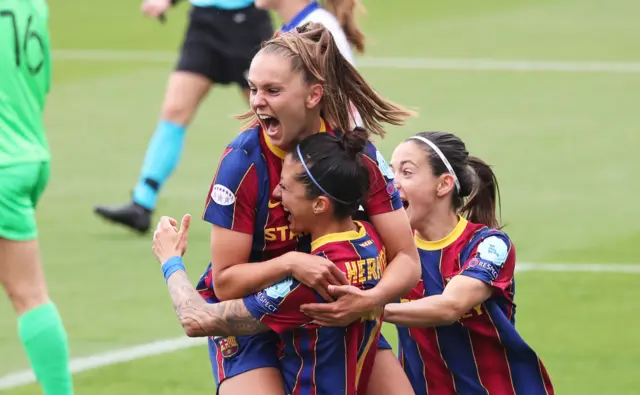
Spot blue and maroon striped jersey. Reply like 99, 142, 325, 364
398, 217, 554, 395
198, 119, 401, 298
243, 221, 386, 395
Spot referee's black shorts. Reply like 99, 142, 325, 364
176, 4, 274, 88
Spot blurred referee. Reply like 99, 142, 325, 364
94, 0, 273, 233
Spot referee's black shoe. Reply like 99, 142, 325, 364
94, 201, 152, 234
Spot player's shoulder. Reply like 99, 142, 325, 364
211, 127, 265, 198
462, 221, 513, 265
360, 140, 383, 161
227, 125, 263, 152
219, 126, 264, 167
463, 221, 511, 245
360, 140, 395, 180
358, 220, 375, 234
358, 220, 382, 245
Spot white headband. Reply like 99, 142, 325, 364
409, 136, 461, 193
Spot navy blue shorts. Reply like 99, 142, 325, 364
208, 331, 281, 387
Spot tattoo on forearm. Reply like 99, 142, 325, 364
166, 271, 270, 337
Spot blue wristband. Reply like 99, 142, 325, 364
162, 256, 185, 282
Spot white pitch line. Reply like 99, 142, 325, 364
515, 263, 640, 273
52, 50, 640, 73
2, 261, 640, 391
0, 337, 208, 390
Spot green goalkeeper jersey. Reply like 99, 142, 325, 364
0, 0, 52, 165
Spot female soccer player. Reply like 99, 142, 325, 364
379, 131, 554, 394
185, 23, 420, 395
0, 1, 74, 394
153, 130, 386, 395
94, 0, 274, 233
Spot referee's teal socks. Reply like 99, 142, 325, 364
18, 302, 74, 395
132, 119, 187, 210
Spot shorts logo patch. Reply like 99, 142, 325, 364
216, 336, 239, 358
211, 184, 235, 206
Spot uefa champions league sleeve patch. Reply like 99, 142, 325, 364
476, 236, 509, 267
265, 277, 294, 299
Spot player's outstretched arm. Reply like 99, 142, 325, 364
384, 275, 492, 327
165, 269, 270, 337
385, 234, 515, 328
152, 214, 270, 337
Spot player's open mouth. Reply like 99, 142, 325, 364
259, 114, 280, 136
402, 199, 410, 210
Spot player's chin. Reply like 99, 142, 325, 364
287, 216, 306, 235
403, 203, 417, 225
266, 131, 281, 144
288, 221, 303, 235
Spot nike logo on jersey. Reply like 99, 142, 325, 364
268, 200, 280, 208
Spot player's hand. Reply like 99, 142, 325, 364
152, 214, 191, 264
287, 253, 350, 302
140, 0, 171, 18
300, 285, 380, 327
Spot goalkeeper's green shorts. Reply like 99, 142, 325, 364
0, 162, 50, 241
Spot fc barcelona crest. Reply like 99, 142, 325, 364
216, 336, 239, 358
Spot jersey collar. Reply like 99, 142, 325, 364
311, 221, 366, 251
415, 216, 468, 251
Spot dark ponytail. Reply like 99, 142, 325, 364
291, 129, 370, 219
408, 132, 502, 229
340, 126, 368, 158
460, 156, 501, 229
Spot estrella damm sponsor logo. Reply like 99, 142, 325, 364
265, 225, 297, 241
